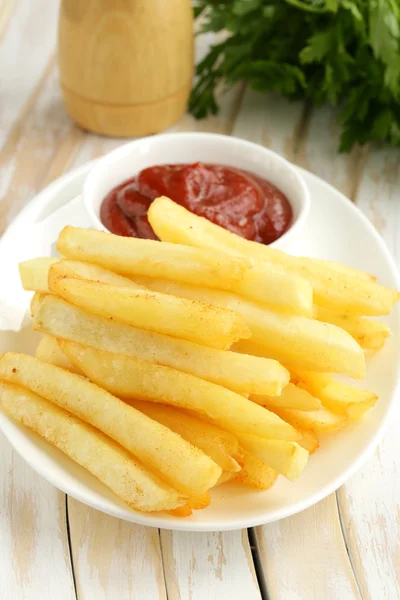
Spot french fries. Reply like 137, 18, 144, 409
20, 257, 144, 294
238, 434, 309, 481
289, 368, 332, 397
3, 192, 396, 516
59, 340, 301, 441
19, 258, 59, 293
251, 383, 321, 411
0, 353, 221, 495
0, 383, 185, 512
231, 265, 313, 316
134, 277, 366, 378
129, 400, 241, 472
148, 196, 399, 316
57, 227, 314, 315
267, 405, 348, 434
34, 295, 288, 395
318, 381, 378, 419
314, 305, 390, 350
298, 430, 319, 454
35, 335, 82, 374
30, 292, 45, 317
234, 449, 278, 490
57, 226, 251, 290
49, 273, 250, 350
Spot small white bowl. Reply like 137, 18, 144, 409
83, 132, 310, 250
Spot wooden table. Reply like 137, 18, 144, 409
1, 3, 399, 599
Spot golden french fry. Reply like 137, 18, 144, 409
187, 492, 211, 510
57, 226, 313, 315
57, 225, 251, 290
215, 471, 237, 486
251, 383, 321, 411
60, 340, 301, 441
35, 335, 82, 374
267, 405, 348, 434
19, 258, 59, 293
23, 258, 144, 294
129, 400, 241, 472
318, 380, 378, 419
234, 449, 278, 490
0, 353, 221, 495
231, 264, 313, 316
314, 305, 390, 350
298, 429, 319, 454
149, 197, 399, 316
34, 295, 288, 396
0, 383, 185, 512
135, 277, 365, 378
49, 273, 250, 350
289, 367, 332, 396
168, 505, 193, 517
30, 292, 45, 317
238, 434, 309, 481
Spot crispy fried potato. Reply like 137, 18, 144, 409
314, 306, 390, 350
238, 434, 309, 481
135, 277, 365, 378
215, 471, 237, 486
57, 227, 313, 315
267, 405, 348, 434
30, 292, 45, 317
231, 264, 313, 316
289, 368, 332, 397
298, 429, 319, 454
20, 258, 141, 295
49, 273, 250, 350
35, 335, 82, 374
19, 258, 59, 293
0, 383, 185, 512
0, 353, 221, 495
234, 449, 278, 490
34, 295, 288, 396
57, 226, 251, 290
149, 197, 399, 316
251, 383, 321, 411
59, 340, 301, 441
129, 400, 241, 472
168, 505, 193, 517
318, 380, 378, 419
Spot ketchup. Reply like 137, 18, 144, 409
100, 163, 292, 245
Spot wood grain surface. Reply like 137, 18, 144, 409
1, 3, 399, 599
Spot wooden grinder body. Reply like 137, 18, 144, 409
58, 0, 194, 136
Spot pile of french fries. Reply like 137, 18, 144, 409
0, 195, 398, 517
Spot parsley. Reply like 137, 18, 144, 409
189, 0, 400, 151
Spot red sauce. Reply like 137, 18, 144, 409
100, 163, 292, 244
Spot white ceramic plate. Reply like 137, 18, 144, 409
0, 162, 399, 532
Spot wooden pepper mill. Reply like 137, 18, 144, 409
58, 0, 193, 137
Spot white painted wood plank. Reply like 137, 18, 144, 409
232, 88, 304, 161
160, 530, 261, 600
337, 146, 400, 600
254, 497, 361, 600
296, 105, 362, 199
0, 441, 75, 600
0, 63, 74, 231
0, 4, 76, 599
232, 94, 361, 599
0, 0, 59, 149
68, 498, 167, 600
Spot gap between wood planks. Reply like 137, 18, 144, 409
65, 496, 79, 600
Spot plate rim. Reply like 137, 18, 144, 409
1, 159, 399, 532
